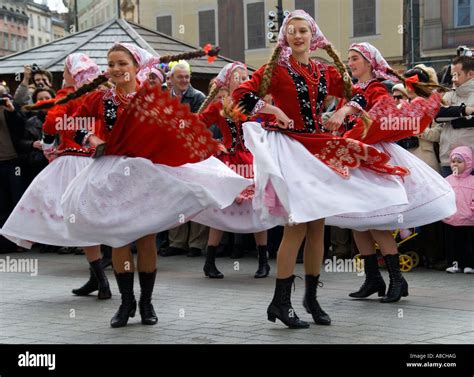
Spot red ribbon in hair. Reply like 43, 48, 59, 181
405, 75, 419, 91
203, 44, 220, 63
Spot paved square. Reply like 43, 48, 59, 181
0, 249, 473, 344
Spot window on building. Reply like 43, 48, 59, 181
38, 37, 42, 45
11, 35, 16, 50
199, 10, 216, 46
353, 0, 376, 37
30, 35, 34, 47
295, 0, 315, 18
156, 15, 172, 35
37, 15, 40, 30
29, 13, 33, 28
455, 0, 474, 27
247, 2, 265, 49
3, 33, 8, 49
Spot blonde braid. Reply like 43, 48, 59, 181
258, 46, 282, 98
198, 82, 220, 113
323, 44, 352, 100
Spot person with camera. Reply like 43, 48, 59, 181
14, 64, 54, 107
435, 55, 474, 177
0, 84, 27, 253
17, 87, 55, 185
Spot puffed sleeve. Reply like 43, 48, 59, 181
70, 91, 102, 146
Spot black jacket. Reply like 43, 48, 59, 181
3, 103, 26, 156
18, 112, 48, 168
176, 85, 206, 113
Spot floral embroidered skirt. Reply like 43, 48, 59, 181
325, 142, 456, 230
61, 155, 251, 247
241, 122, 410, 226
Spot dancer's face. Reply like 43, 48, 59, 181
147, 72, 162, 87
347, 50, 372, 80
450, 156, 466, 175
286, 19, 312, 55
107, 50, 137, 86
229, 68, 248, 94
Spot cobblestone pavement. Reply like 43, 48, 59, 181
0, 249, 473, 344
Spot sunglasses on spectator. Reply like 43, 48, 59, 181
393, 95, 404, 100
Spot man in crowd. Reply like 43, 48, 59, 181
435, 56, 474, 177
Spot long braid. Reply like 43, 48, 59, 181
323, 44, 373, 137
160, 47, 220, 64
23, 74, 109, 111
323, 44, 352, 100
258, 46, 282, 98
198, 82, 219, 113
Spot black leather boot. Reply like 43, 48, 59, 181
254, 245, 270, 278
349, 254, 386, 298
138, 270, 158, 325
380, 254, 409, 303
302, 275, 331, 325
267, 275, 309, 329
203, 245, 224, 279
72, 259, 111, 299
110, 272, 137, 328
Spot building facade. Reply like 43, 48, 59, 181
419, 0, 474, 70
0, 0, 28, 57
76, 0, 138, 31
138, 0, 405, 70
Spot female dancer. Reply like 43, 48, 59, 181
232, 10, 415, 328
325, 43, 455, 302
60, 43, 251, 327
0, 53, 112, 300
193, 62, 279, 279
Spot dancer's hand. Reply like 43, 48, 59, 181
32, 141, 42, 150
87, 135, 105, 148
274, 108, 293, 129
325, 107, 348, 131
43, 147, 58, 163
217, 143, 228, 155
235, 194, 244, 205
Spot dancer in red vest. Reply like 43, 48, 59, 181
59, 43, 251, 327
325, 42, 455, 302
232, 10, 413, 328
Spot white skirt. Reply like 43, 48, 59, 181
325, 142, 456, 231
0, 155, 96, 248
61, 156, 252, 247
191, 188, 281, 233
242, 122, 409, 226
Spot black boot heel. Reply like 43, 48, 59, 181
303, 275, 331, 326
380, 254, 410, 303
267, 275, 309, 329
